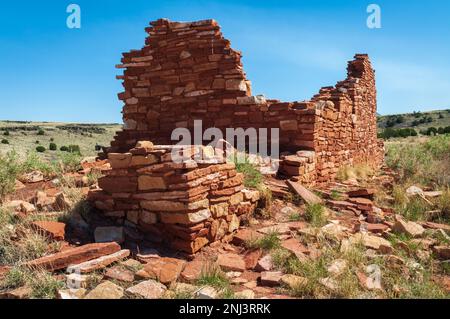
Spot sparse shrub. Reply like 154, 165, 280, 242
68, 145, 81, 155
35, 140, 40, 144
3, 131, 10, 136
56, 151, 82, 173
35, 146, 46, 153
197, 262, 230, 289
49, 143, 57, 151
29, 270, 64, 299
0, 151, 21, 199
49, 138, 54, 142
37, 129, 45, 136
1, 139, 9, 144
60, 146, 69, 152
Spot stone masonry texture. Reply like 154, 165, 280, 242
107, 18, 384, 185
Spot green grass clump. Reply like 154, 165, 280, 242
304, 203, 327, 227
246, 231, 281, 251
0, 151, 22, 199
234, 156, 263, 188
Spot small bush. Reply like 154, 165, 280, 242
49, 143, 57, 151
1, 139, 9, 144
35, 140, 40, 144
36, 146, 46, 153
60, 146, 69, 152
68, 145, 81, 154
37, 129, 45, 136
234, 157, 263, 188
3, 131, 10, 136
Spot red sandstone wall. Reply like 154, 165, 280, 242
109, 18, 384, 183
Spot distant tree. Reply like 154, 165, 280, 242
60, 146, 69, 152
37, 129, 45, 135
438, 113, 444, 119
1, 139, 9, 144
444, 126, 450, 134
396, 116, 405, 124
412, 120, 420, 127
68, 145, 81, 154
413, 111, 421, 118
3, 131, 10, 136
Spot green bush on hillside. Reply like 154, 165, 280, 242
36, 146, 46, 153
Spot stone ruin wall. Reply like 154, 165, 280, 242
108, 18, 384, 185
88, 143, 260, 255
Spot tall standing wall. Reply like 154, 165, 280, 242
108, 18, 384, 184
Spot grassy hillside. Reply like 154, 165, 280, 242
0, 121, 121, 158
378, 109, 450, 131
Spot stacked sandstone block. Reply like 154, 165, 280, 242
88, 142, 259, 254
106, 18, 384, 186
278, 151, 317, 184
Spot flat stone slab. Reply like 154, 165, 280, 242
26, 242, 121, 271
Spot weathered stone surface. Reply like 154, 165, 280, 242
260, 271, 283, 287
26, 242, 121, 271
350, 233, 392, 254
69, 249, 130, 273
105, 266, 135, 282
281, 274, 308, 289
31, 221, 66, 241
433, 246, 450, 260
139, 257, 186, 284
0, 286, 32, 299
255, 255, 274, 272
244, 249, 262, 270
286, 181, 323, 205
217, 253, 246, 272
180, 259, 204, 282
94, 227, 125, 244
232, 228, 262, 246
392, 219, 425, 238
126, 279, 167, 299
84, 281, 124, 299
57, 288, 87, 300
195, 286, 218, 299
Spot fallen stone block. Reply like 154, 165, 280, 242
26, 242, 121, 271
67, 249, 130, 273
286, 181, 323, 205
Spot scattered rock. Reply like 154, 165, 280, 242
281, 274, 308, 289
406, 186, 424, 197
244, 249, 262, 270
126, 279, 167, 299
84, 281, 124, 299
20, 171, 44, 183
350, 233, 392, 254
217, 253, 246, 272
255, 255, 274, 272
195, 286, 218, 299
0, 286, 32, 299
356, 268, 382, 290
57, 288, 87, 299
180, 259, 204, 282
327, 259, 348, 277
319, 277, 338, 291
136, 247, 160, 262
94, 226, 125, 244
281, 238, 309, 261
138, 257, 186, 284
347, 188, 376, 198
260, 271, 283, 287
120, 259, 143, 271
232, 228, 262, 246
31, 221, 66, 241
235, 289, 255, 299
392, 218, 425, 238
105, 266, 135, 282
433, 246, 450, 260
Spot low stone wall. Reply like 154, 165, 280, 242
88, 142, 259, 254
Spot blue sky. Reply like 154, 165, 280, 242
0, 0, 449, 123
